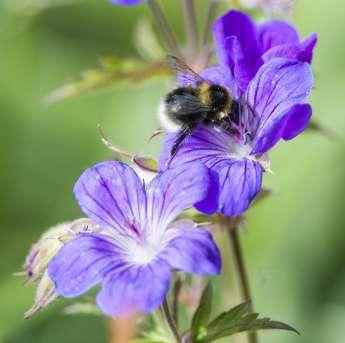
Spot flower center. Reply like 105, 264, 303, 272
228, 141, 252, 159
129, 241, 159, 265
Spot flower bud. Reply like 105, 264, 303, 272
20, 218, 100, 317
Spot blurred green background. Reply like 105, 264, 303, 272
0, 0, 344, 342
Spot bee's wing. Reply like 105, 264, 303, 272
172, 93, 210, 115
166, 55, 205, 86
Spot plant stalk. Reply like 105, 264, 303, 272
147, 0, 182, 58
182, 0, 198, 57
227, 223, 258, 343
172, 276, 183, 326
202, 0, 219, 45
161, 298, 180, 342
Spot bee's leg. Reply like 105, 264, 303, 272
170, 124, 195, 160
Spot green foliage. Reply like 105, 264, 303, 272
191, 282, 213, 340
190, 285, 298, 342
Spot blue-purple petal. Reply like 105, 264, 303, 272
96, 259, 171, 316
257, 20, 299, 54
213, 10, 260, 90
282, 104, 312, 140
246, 58, 313, 154
160, 227, 221, 275
147, 162, 217, 230
73, 161, 146, 235
216, 159, 263, 216
300, 32, 318, 63
262, 32, 317, 64
262, 44, 308, 63
48, 233, 124, 297
158, 126, 263, 216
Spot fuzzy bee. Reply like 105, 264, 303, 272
158, 55, 241, 158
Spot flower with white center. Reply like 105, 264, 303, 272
48, 161, 221, 316
159, 10, 315, 216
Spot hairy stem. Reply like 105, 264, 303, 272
182, 0, 198, 57
228, 225, 258, 343
147, 0, 182, 58
161, 298, 180, 342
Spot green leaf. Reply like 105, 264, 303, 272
208, 317, 299, 341
198, 303, 299, 342
191, 282, 213, 340
44, 58, 170, 104
206, 302, 250, 334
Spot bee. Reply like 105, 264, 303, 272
158, 55, 241, 158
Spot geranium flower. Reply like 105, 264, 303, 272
48, 161, 221, 316
159, 10, 315, 217
160, 57, 313, 216
213, 10, 317, 93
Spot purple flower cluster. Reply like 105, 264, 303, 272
46, 8, 317, 318
160, 10, 316, 216
48, 161, 220, 316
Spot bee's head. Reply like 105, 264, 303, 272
209, 85, 232, 113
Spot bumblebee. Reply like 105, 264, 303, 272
158, 55, 241, 158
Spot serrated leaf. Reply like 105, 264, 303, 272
44, 58, 170, 104
200, 308, 298, 342
206, 302, 250, 334
191, 282, 213, 340
210, 317, 299, 341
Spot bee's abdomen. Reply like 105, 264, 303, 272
199, 83, 232, 113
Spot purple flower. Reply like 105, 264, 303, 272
213, 10, 317, 93
48, 161, 221, 316
160, 57, 314, 216
110, 0, 146, 5
159, 10, 316, 217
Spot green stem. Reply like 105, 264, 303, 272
161, 298, 180, 342
172, 276, 182, 326
147, 0, 182, 58
228, 225, 258, 343
182, 0, 198, 56
202, 0, 219, 45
